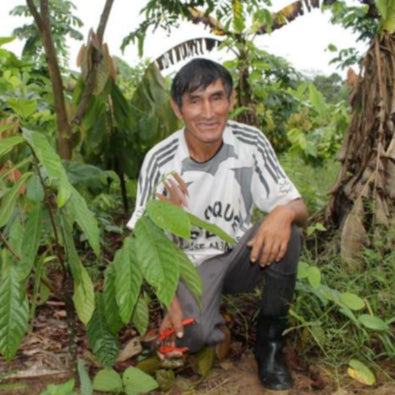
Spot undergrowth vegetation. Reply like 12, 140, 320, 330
1, 0, 395, 393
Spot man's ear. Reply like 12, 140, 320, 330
171, 99, 183, 121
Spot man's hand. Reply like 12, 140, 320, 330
156, 172, 189, 207
158, 296, 184, 359
247, 199, 307, 267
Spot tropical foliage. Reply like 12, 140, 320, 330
0, 0, 394, 393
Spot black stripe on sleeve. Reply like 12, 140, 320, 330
140, 139, 179, 204
232, 124, 285, 181
253, 154, 270, 197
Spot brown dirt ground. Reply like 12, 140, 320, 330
0, 301, 394, 395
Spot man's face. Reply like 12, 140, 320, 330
172, 79, 234, 147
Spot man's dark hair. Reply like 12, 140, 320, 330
171, 58, 233, 107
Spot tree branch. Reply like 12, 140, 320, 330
26, 0, 43, 31
97, 0, 115, 43
0, 232, 21, 261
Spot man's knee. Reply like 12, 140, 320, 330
269, 225, 303, 275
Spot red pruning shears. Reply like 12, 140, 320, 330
156, 317, 195, 355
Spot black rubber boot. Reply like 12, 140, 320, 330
255, 315, 292, 391
255, 268, 297, 391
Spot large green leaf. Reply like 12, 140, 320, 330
62, 217, 82, 282
146, 200, 191, 239
377, 0, 395, 33
73, 264, 95, 325
25, 175, 44, 203
232, 0, 245, 33
130, 64, 178, 147
114, 237, 143, 324
348, 358, 376, 385
339, 292, 365, 311
0, 136, 25, 158
7, 98, 37, 118
187, 212, 236, 246
358, 314, 390, 331
103, 263, 123, 334
176, 247, 202, 304
307, 266, 321, 290
134, 217, 180, 307
93, 369, 123, 393
9, 217, 24, 258
63, 213, 95, 324
0, 172, 32, 227
132, 296, 149, 336
123, 367, 158, 395
87, 293, 119, 367
19, 204, 42, 280
309, 83, 328, 117
0, 265, 29, 361
23, 129, 72, 207
66, 186, 101, 257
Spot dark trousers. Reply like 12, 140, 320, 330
177, 221, 303, 352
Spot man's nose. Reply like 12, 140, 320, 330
201, 100, 214, 118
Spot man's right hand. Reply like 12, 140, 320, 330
158, 296, 185, 359
156, 172, 189, 207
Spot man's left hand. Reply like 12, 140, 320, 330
247, 199, 307, 267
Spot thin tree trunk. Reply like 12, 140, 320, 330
26, 0, 73, 159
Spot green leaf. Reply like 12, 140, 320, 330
155, 369, 175, 392
0, 265, 29, 361
0, 172, 32, 227
103, 263, 123, 334
73, 265, 95, 325
309, 83, 328, 116
134, 217, 180, 307
25, 175, 44, 202
19, 204, 42, 279
146, 200, 191, 239
132, 296, 149, 336
196, 346, 215, 377
62, 217, 81, 282
87, 294, 119, 367
93, 369, 123, 393
177, 248, 203, 304
328, 43, 338, 52
77, 360, 93, 395
41, 379, 76, 395
348, 359, 376, 385
358, 314, 390, 331
339, 292, 365, 311
307, 266, 321, 290
66, 186, 101, 256
9, 217, 24, 258
123, 367, 158, 395
7, 98, 37, 118
297, 261, 310, 279
187, 212, 236, 245
377, 0, 395, 33
0, 136, 24, 158
114, 237, 143, 324
0, 37, 15, 46
23, 129, 72, 207
232, 0, 245, 33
